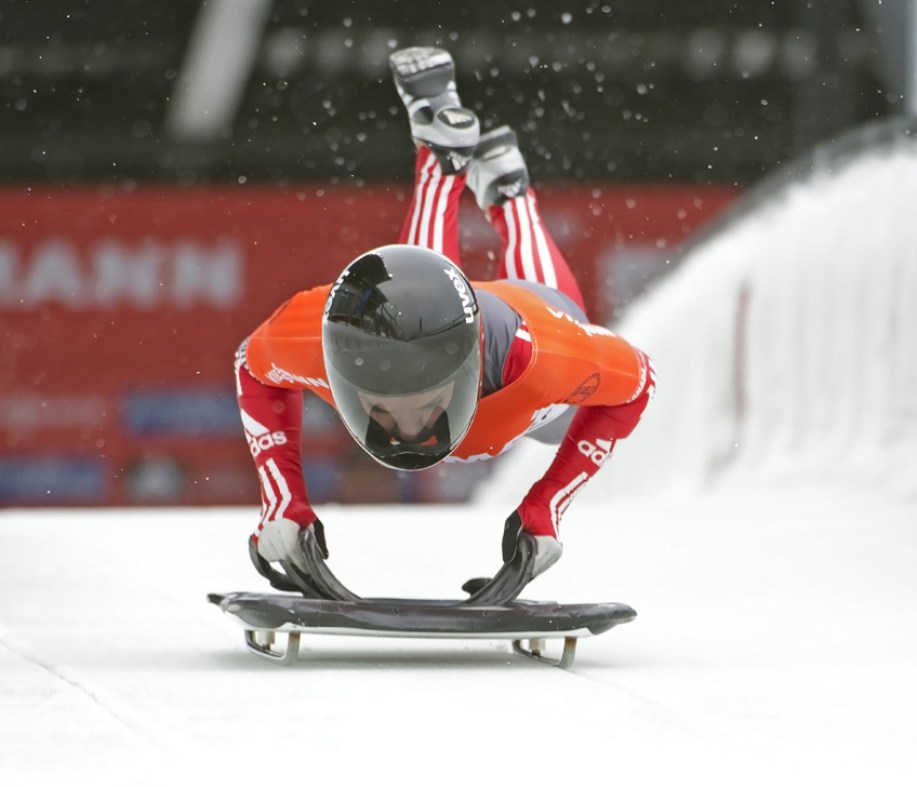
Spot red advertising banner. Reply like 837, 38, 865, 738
0, 183, 735, 506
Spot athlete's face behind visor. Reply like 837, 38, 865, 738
358, 383, 455, 446
328, 353, 479, 470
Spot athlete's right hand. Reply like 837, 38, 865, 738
256, 518, 329, 573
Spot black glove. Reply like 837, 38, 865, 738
462, 511, 563, 605
502, 510, 525, 561
503, 509, 563, 576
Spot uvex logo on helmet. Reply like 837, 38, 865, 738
443, 266, 476, 324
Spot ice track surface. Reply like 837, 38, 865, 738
2, 493, 916, 785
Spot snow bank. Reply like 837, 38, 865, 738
478, 122, 917, 504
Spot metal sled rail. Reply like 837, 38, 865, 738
243, 628, 578, 668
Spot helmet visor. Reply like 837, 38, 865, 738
326, 340, 481, 470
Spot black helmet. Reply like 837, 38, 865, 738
322, 244, 482, 470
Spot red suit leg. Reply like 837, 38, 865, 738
398, 146, 467, 266
486, 188, 586, 313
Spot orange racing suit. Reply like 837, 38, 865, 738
237, 146, 654, 545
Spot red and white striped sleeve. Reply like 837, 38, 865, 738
515, 350, 656, 539
235, 345, 317, 542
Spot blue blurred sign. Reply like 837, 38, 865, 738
0, 458, 105, 503
123, 389, 241, 437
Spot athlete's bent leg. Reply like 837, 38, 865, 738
398, 146, 467, 265
467, 126, 586, 312
390, 46, 479, 267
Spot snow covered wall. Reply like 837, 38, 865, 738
480, 119, 917, 503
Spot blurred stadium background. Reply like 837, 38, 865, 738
1, 0, 914, 508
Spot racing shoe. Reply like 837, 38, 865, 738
466, 125, 531, 210
390, 46, 480, 174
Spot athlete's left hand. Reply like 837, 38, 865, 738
502, 509, 563, 580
